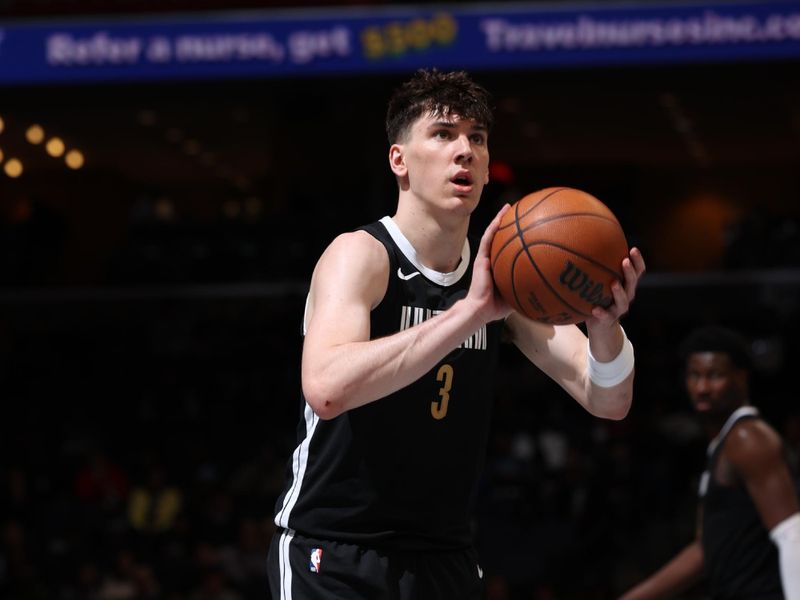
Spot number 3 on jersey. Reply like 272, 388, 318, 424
431, 363, 453, 420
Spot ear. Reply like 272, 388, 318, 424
389, 144, 407, 177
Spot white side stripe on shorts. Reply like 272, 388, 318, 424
278, 528, 295, 600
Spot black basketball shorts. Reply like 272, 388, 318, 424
267, 528, 487, 600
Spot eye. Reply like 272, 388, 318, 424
686, 369, 705, 381
470, 133, 486, 145
434, 129, 452, 140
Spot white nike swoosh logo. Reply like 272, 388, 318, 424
397, 267, 420, 280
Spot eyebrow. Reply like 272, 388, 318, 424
428, 120, 488, 132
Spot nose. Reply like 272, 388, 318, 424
693, 376, 710, 395
454, 134, 473, 163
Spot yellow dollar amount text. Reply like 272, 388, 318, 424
360, 13, 457, 60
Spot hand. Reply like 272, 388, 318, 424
467, 203, 513, 324
587, 247, 646, 328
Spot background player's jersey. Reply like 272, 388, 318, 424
273, 217, 503, 551
700, 408, 783, 599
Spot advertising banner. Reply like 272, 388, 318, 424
0, 1, 798, 84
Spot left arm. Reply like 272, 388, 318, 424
726, 421, 800, 600
506, 247, 645, 420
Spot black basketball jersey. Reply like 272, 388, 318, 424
699, 406, 784, 599
273, 216, 503, 551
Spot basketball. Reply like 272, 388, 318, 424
490, 187, 628, 325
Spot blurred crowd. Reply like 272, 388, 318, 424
1, 294, 298, 600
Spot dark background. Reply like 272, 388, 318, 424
1, 1, 800, 599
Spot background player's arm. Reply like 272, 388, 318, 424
617, 540, 705, 600
726, 420, 800, 530
302, 211, 509, 420
726, 420, 800, 599
505, 248, 645, 420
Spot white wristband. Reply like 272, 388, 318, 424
587, 327, 635, 388
771, 513, 800, 600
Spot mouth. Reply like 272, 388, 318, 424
451, 172, 474, 193
693, 399, 712, 412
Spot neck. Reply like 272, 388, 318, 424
701, 403, 752, 440
392, 202, 470, 273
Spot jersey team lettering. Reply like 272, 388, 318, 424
399, 305, 487, 350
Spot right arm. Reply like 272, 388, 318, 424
618, 540, 705, 600
302, 210, 510, 420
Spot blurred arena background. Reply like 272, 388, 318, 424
1, 0, 799, 598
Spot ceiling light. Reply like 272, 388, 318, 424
46, 137, 65, 157
65, 149, 85, 169
4, 158, 23, 178
26, 125, 45, 144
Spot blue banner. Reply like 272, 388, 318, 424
0, 1, 799, 85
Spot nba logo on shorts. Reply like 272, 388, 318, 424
309, 548, 323, 573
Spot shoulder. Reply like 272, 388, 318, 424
313, 229, 390, 284
319, 229, 388, 270
310, 230, 390, 308
723, 418, 784, 473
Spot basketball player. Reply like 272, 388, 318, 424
267, 69, 646, 599
619, 326, 800, 600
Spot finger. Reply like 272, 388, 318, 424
485, 203, 510, 237
621, 258, 638, 302
493, 202, 511, 223
478, 203, 511, 257
614, 279, 630, 314
629, 247, 646, 276
591, 303, 617, 323
595, 249, 642, 322
590, 279, 628, 322
608, 280, 630, 319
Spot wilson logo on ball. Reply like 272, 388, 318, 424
559, 261, 613, 309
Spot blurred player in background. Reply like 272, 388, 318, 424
619, 326, 800, 600
267, 69, 645, 599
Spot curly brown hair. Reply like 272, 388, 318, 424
385, 69, 494, 144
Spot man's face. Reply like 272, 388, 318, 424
685, 352, 747, 417
391, 111, 490, 213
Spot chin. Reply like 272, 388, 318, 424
451, 194, 480, 212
